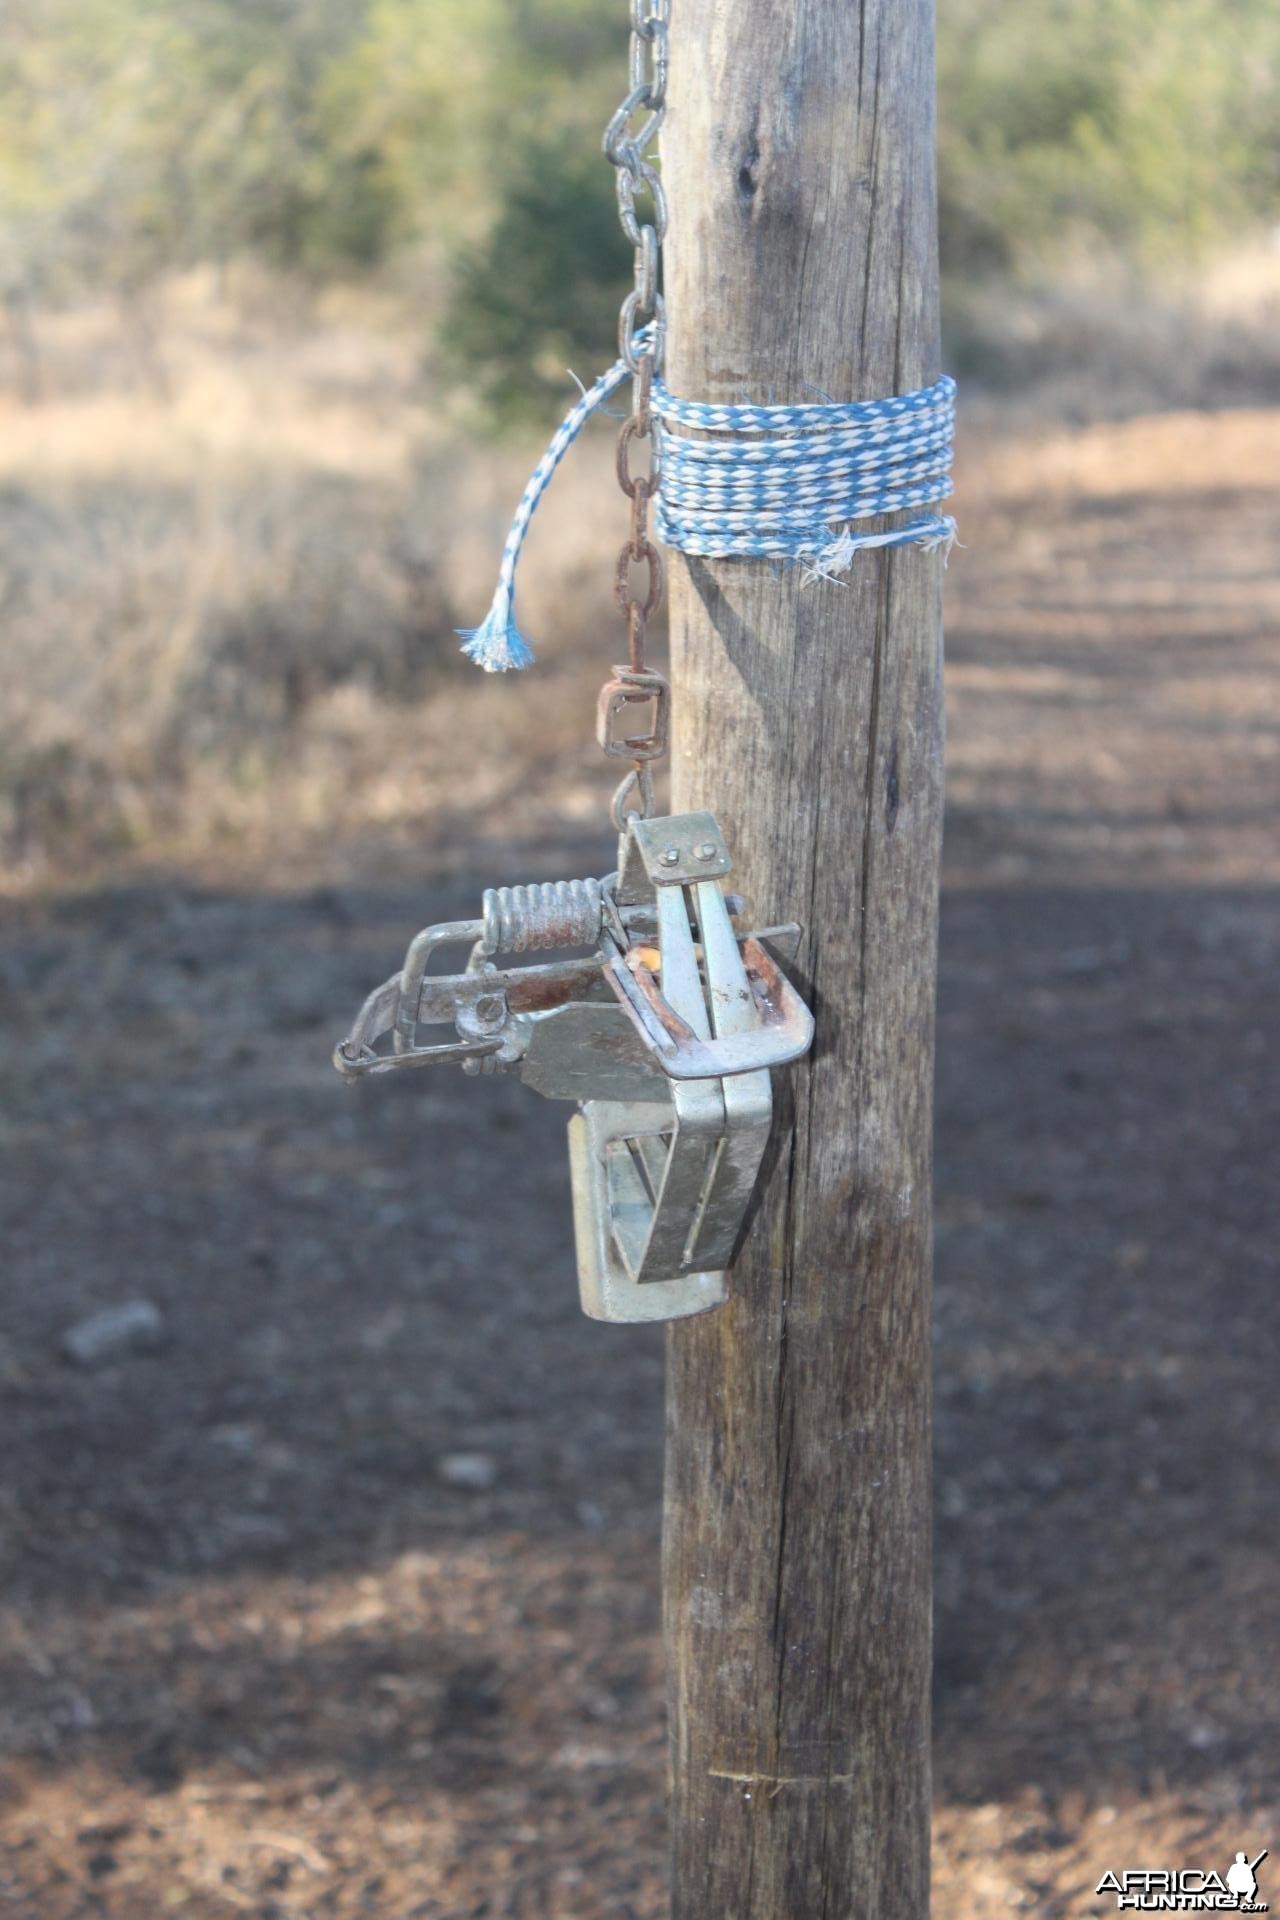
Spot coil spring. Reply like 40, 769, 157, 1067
481, 877, 604, 956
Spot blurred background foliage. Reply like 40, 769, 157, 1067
1, 0, 1278, 423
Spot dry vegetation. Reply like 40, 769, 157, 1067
0, 272, 636, 887
2, 259, 1278, 1917
3, 249, 1279, 889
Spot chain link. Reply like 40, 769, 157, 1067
600, 0, 670, 824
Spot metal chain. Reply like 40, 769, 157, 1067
599, 0, 671, 826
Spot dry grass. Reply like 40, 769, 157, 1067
0, 275, 632, 886
3, 249, 1279, 889
3, 262, 1279, 1920
950, 239, 1280, 421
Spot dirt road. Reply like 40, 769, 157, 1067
2, 407, 1277, 1916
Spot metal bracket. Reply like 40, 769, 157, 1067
625, 809, 732, 885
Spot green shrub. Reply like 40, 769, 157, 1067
440, 136, 630, 428
1, 0, 1277, 410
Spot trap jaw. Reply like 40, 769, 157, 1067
572, 811, 793, 1323
334, 810, 814, 1324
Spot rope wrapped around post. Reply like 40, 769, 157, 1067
459, 339, 956, 672
653, 375, 956, 573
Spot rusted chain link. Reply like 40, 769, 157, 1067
600, 355, 670, 824
600, 12, 671, 824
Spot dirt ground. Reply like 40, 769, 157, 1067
1, 403, 1278, 1917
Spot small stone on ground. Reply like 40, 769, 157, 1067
437, 1451, 498, 1491
61, 1300, 166, 1367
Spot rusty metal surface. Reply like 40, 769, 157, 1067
482, 879, 603, 955
604, 934, 814, 1079
334, 948, 611, 1082
332, 808, 815, 1322
603, 354, 669, 823
596, 666, 670, 763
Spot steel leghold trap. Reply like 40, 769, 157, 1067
335, 812, 814, 1322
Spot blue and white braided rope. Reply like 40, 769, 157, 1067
458, 353, 636, 672
653, 375, 956, 570
460, 345, 956, 672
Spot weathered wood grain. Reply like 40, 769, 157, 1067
661, 2, 943, 1914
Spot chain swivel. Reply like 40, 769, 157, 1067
597, 665, 670, 763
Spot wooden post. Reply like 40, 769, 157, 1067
661, 3, 943, 1916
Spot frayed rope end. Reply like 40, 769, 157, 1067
802, 527, 858, 585
456, 593, 535, 673
917, 515, 961, 563
803, 514, 960, 585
